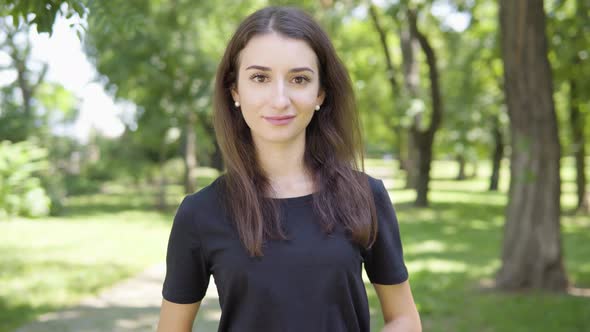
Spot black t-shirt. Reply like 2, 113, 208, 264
162, 174, 408, 331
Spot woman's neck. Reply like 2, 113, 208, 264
254, 136, 315, 198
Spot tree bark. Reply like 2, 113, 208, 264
183, 111, 198, 194
489, 115, 504, 191
497, 0, 568, 290
469, 160, 478, 178
157, 142, 168, 211
456, 154, 466, 180
407, 9, 443, 207
400, 23, 420, 189
568, 79, 589, 213
368, 4, 406, 172
4, 25, 47, 140
414, 131, 433, 206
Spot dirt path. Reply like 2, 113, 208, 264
14, 263, 220, 332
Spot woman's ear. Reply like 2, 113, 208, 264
317, 88, 326, 106
231, 84, 239, 103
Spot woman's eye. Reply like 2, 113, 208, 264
292, 76, 311, 84
250, 74, 268, 83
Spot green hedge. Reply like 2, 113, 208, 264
0, 140, 51, 218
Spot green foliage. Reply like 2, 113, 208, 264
0, 91, 29, 142
546, 0, 590, 155
2, 0, 86, 35
83, 0, 232, 174
35, 82, 79, 123
0, 140, 51, 218
3, 0, 588, 207
435, 1, 506, 161
331, 7, 402, 156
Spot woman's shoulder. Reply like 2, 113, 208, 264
181, 175, 225, 210
351, 170, 386, 193
350, 170, 391, 208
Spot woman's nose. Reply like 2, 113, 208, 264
270, 81, 290, 110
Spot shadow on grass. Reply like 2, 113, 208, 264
13, 303, 222, 332
0, 298, 56, 332
13, 304, 161, 332
367, 268, 590, 332
58, 175, 219, 219
8, 264, 221, 332
376, 199, 590, 332
0, 258, 140, 332
61, 192, 176, 218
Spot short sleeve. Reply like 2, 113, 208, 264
363, 179, 409, 285
162, 195, 210, 303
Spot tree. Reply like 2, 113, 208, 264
405, 8, 444, 206
365, 1, 446, 206
397, 6, 421, 188
0, 18, 47, 141
546, 0, 590, 213
2, 0, 85, 35
367, 3, 407, 172
496, 0, 567, 290
84, 0, 259, 201
433, 1, 507, 189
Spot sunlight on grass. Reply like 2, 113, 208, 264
407, 259, 468, 273
363, 157, 590, 332
1, 160, 588, 331
405, 240, 448, 254
0, 216, 172, 331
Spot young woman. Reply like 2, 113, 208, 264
157, 6, 420, 332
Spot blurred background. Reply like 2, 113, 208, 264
0, 0, 588, 331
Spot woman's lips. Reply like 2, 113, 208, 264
264, 115, 295, 126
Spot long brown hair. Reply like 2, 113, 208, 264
212, 6, 377, 257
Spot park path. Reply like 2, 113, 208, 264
14, 263, 221, 332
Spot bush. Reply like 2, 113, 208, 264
0, 140, 51, 218
63, 173, 101, 195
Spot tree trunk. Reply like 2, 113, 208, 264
414, 130, 433, 206
157, 142, 168, 211
407, 9, 443, 207
568, 79, 589, 213
400, 24, 420, 189
496, 0, 567, 290
489, 115, 504, 191
469, 160, 478, 178
398, 130, 407, 171
6, 27, 47, 140
404, 132, 418, 189
183, 111, 198, 194
368, 4, 406, 173
456, 154, 466, 180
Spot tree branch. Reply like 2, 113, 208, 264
368, 3, 399, 91
407, 9, 443, 136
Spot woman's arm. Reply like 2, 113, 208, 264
156, 299, 200, 332
373, 280, 422, 332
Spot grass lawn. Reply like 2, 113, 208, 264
1, 160, 588, 331
365, 158, 590, 332
0, 180, 195, 332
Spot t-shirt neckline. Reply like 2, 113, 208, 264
270, 193, 314, 207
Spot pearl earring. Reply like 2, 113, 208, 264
234, 101, 240, 107
315, 105, 320, 111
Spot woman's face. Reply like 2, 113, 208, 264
231, 33, 325, 146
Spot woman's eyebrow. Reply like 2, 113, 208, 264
245, 65, 315, 74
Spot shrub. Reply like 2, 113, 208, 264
0, 140, 51, 218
